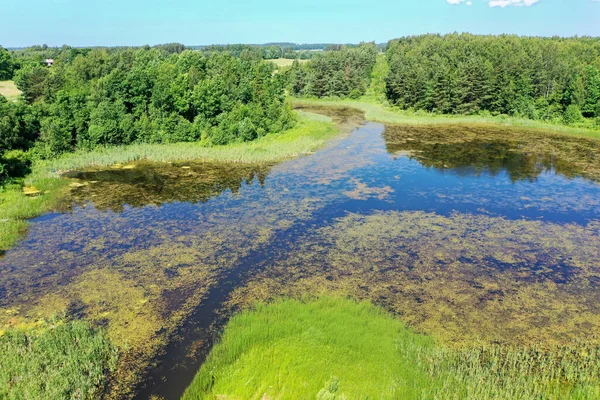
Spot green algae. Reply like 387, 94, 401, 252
343, 177, 394, 201
230, 211, 600, 347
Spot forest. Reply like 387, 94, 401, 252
0, 45, 294, 181
385, 34, 600, 123
285, 43, 378, 98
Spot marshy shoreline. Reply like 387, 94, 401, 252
2, 103, 600, 400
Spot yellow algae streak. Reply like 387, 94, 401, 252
231, 211, 600, 347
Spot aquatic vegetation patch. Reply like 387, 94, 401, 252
231, 211, 600, 347
185, 297, 600, 400
343, 177, 394, 201
183, 297, 437, 400
0, 317, 118, 400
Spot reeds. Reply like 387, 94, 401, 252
0, 318, 118, 400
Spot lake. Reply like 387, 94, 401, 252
1, 107, 600, 399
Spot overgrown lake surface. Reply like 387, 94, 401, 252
2, 107, 600, 399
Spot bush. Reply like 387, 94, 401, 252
563, 104, 583, 125
0, 150, 31, 182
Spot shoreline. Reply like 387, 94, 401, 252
0, 112, 338, 251
294, 97, 600, 140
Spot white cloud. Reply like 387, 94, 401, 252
488, 0, 540, 7
447, 0, 541, 6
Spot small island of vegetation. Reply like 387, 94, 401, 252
184, 297, 600, 400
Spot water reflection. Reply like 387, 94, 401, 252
384, 124, 600, 183
65, 161, 272, 211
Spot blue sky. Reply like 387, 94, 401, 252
2, 0, 599, 47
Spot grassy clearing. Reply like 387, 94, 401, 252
364, 53, 389, 102
184, 297, 600, 400
294, 98, 600, 141
0, 81, 21, 101
0, 318, 118, 400
0, 112, 337, 251
269, 58, 309, 68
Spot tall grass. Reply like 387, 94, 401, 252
30, 114, 336, 180
183, 297, 436, 400
0, 178, 68, 250
418, 343, 600, 399
0, 318, 118, 400
183, 297, 600, 400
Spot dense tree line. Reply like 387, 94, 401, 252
0, 47, 294, 179
386, 34, 600, 125
286, 43, 378, 98
0, 47, 15, 80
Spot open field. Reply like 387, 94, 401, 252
0, 81, 21, 101
269, 58, 309, 68
0, 318, 118, 400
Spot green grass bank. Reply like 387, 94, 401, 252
0, 318, 118, 400
183, 297, 600, 400
0, 112, 337, 251
295, 97, 600, 141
